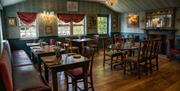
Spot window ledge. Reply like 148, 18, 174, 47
20, 37, 38, 40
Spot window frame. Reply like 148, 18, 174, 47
97, 14, 109, 35
18, 18, 38, 39
57, 17, 86, 36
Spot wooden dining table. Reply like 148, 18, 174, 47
72, 38, 94, 53
40, 53, 89, 91
30, 45, 65, 76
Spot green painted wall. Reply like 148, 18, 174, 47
4, 0, 120, 39
120, 12, 145, 34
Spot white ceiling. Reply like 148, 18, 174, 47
0, 0, 180, 12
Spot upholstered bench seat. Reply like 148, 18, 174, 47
13, 65, 50, 91
12, 50, 32, 67
0, 40, 51, 91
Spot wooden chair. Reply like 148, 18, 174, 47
65, 38, 80, 54
65, 46, 95, 91
123, 40, 152, 78
89, 35, 99, 53
49, 38, 56, 45
103, 37, 124, 70
148, 39, 161, 74
113, 34, 121, 44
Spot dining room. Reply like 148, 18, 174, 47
0, 0, 180, 91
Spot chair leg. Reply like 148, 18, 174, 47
83, 76, 88, 91
72, 80, 77, 91
90, 76, 94, 91
156, 57, 159, 71
111, 57, 113, 70
65, 74, 69, 91
123, 61, 126, 75
149, 59, 153, 74
138, 64, 141, 79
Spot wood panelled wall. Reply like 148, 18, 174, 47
4, 0, 119, 39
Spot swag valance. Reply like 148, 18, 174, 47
57, 13, 85, 23
17, 12, 37, 25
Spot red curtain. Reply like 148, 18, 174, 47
57, 13, 85, 23
17, 12, 37, 25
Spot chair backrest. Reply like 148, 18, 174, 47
49, 39, 56, 45
103, 37, 112, 49
93, 35, 99, 43
82, 46, 95, 76
151, 39, 161, 57
114, 34, 121, 44
137, 40, 153, 63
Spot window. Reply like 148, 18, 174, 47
18, 18, 37, 39
97, 16, 108, 34
58, 18, 85, 36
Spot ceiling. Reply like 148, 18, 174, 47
0, 0, 180, 13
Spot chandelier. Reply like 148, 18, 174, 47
105, 0, 116, 6
40, 10, 55, 25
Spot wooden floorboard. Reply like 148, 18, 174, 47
56, 50, 180, 91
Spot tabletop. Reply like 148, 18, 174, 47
72, 38, 94, 42
30, 45, 65, 55
41, 53, 88, 68
26, 42, 40, 47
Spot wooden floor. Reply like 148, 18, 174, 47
56, 50, 180, 91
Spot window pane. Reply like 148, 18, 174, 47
19, 18, 37, 39
97, 17, 107, 34
73, 26, 84, 35
58, 26, 70, 36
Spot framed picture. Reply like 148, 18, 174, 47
127, 14, 139, 27
87, 15, 97, 29
7, 17, 16, 27
45, 26, 53, 34
67, 1, 78, 12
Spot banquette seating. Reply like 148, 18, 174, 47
0, 40, 51, 91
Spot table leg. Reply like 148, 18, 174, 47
52, 71, 58, 91
44, 64, 49, 83
81, 42, 84, 54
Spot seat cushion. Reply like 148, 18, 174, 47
13, 65, 50, 91
67, 68, 83, 78
0, 58, 13, 91
12, 50, 32, 67
171, 48, 180, 54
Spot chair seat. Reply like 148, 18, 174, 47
68, 46, 79, 49
171, 48, 180, 54
124, 55, 146, 63
105, 50, 123, 57
90, 44, 98, 48
67, 68, 83, 78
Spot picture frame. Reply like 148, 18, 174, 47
67, 1, 78, 12
45, 26, 53, 34
87, 15, 97, 29
7, 17, 17, 27
127, 14, 139, 27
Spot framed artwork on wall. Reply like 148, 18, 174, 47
127, 14, 139, 27
7, 17, 17, 27
87, 15, 97, 29
45, 26, 53, 34
67, 1, 78, 12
